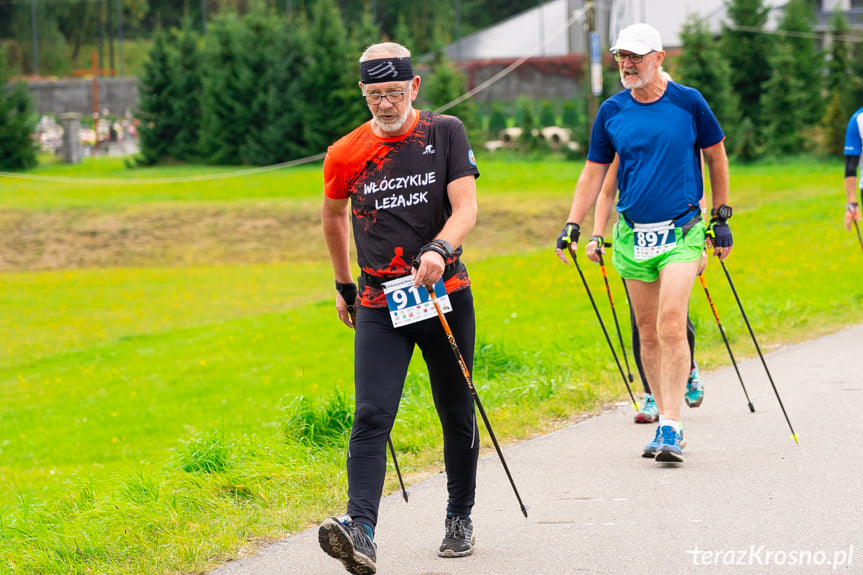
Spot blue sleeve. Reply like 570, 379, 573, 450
845, 110, 863, 156
691, 89, 724, 149
586, 101, 617, 164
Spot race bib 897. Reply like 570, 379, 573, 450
633, 220, 676, 261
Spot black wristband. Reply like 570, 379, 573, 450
418, 242, 449, 261
335, 280, 357, 296
848, 202, 859, 213
589, 234, 604, 246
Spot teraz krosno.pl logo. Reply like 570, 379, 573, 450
687, 545, 854, 569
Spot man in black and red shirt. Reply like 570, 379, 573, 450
319, 41, 480, 575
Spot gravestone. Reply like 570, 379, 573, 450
59, 112, 83, 164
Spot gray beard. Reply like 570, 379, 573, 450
620, 65, 655, 90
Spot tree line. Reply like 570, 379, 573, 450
0, 0, 537, 77
132, 0, 478, 166
134, 0, 863, 166
674, 0, 863, 160
3, 0, 863, 170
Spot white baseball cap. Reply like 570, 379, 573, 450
611, 23, 663, 55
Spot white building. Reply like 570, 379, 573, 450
445, 0, 851, 62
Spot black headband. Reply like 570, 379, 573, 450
360, 57, 414, 84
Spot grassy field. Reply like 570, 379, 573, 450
0, 154, 860, 574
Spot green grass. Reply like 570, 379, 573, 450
1, 155, 326, 208
0, 154, 860, 574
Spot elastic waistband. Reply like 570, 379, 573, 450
360, 259, 463, 289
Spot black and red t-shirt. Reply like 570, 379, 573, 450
324, 110, 479, 307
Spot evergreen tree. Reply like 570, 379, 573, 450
850, 49, 863, 116
167, 19, 202, 162
777, 0, 823, 125
734, 116, 762, 163
488, 101, 508, 139
392, 14, 415, 52
347, 7, 383, 129
722, 0, 773, 135
422, 52, 481, 146
429, 2, 456, 55
8, 2, 71, 76
235, 5, 284, 165
822, 91, 847, 157
677, 15, 737, 133
561, 101, 579, 132
823, 9, 856, 156
352, 4, 382, 55
135, 28, 177, 165
300, 0, 362, 156
0, 47, 38, 171
539, 101, 557, 127
763, 42, 809, 155
241, 15, 309, 164
199, 12, 249, 164
825, 8, 851, 102
838, 11, 863, 126
516, 96, 544, 153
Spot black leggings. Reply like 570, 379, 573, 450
347, 287, 479, 530
630, 309, 696, 395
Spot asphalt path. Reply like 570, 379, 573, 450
211, 324, 862, 575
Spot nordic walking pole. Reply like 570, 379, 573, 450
426, 287, 529, 518
697, 273, 755, 412
853, 219, 863, 256
567, 245, 640, 412
718, 260, 798, 444
387, 437, 409, 502
595, 243, 635, 385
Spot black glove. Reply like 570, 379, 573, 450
588, 234, 605, 251
556, 222, 580, 251
707, 218, 733, 248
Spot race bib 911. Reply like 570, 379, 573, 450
383, 276, 451, 328
633, 220, 676, 261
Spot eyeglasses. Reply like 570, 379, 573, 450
613, 51, 653, 64
362, 86, 409, 105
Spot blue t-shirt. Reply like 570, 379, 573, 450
844, 106, 863, 156
587, 82, 725, 224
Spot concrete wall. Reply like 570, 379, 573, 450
460, 55, 588, 104
14, 61, 588, 119
16, 77, 139, 118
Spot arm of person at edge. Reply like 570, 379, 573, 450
585, 155, 619, 264
702, 140, 732, 262
555, 161, 611, 264
321, 195, 356, 329
845, 154, 861, 230
413, 174, 478, 290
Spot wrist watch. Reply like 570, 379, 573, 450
710, 204, 733, 220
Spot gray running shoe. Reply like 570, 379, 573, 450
318, 515, 377, 575
439, 514, 475, 558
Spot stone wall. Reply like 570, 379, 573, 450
460, 54, 588, 104
14, 58, 591, 120
17, 77, 139, 118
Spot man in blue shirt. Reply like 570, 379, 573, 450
843, 107, 863, 230
554, 23, 733, 464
